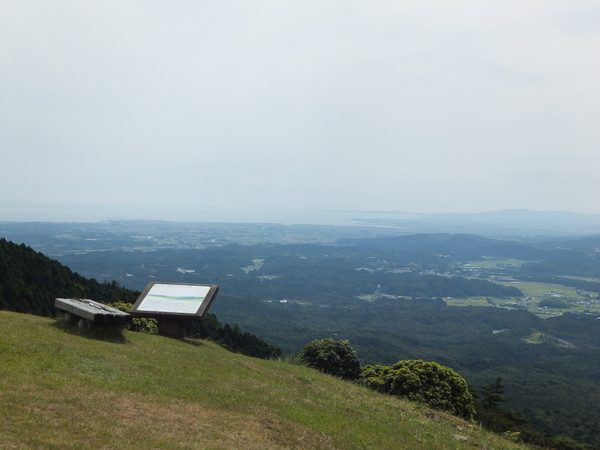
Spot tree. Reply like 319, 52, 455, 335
361, 360, 475, 420
298, 338, 361, 381
476, 377, 530, 438
481, 377, 506, 409
185, 314, 283, 360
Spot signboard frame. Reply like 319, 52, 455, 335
130, 282, 219, 321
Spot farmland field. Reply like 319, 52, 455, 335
445, 276, 600, 317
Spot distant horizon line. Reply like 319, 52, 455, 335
317, 208, 600, 216
2, 203, 600, 225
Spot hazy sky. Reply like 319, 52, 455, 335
1, 1, 599, 221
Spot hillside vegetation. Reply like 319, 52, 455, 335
0, 311, 527, 449
0, 237, 138, 316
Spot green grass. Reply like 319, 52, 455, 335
444, 298, 491, 307
497, 281, 600, 315
0, 311, 528, 449
466, 259, 529, 269
446, 268, 600, 317
499, 281, 580, 298
449, 257, 600, 317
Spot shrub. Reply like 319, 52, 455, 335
298, 338, 361, 380
109, 301, 158, 333
361, 360, 475, 420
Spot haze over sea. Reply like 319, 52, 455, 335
4, 201, 600, 239
1, 201, 418, 226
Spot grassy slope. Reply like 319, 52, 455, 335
0, 311, 527, 449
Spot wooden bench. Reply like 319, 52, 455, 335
55, 298, 132, 329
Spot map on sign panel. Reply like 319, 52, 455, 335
133, 283, 219, 317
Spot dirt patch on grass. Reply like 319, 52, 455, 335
0, 382, 334, 449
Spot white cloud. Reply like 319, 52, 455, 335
1, 0, 599, 219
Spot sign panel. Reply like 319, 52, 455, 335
131, 282, 219, 319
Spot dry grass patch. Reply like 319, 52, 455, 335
0, 382, 333, 449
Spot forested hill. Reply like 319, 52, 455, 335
338, 233, 546, 260
0, 238, 138, 316
0, 237, 282, 360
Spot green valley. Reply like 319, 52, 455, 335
3, 219, 600, 447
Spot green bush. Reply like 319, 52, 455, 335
109, 302, 158, 334
298, 338, 361, 380
361, 360, 475, 420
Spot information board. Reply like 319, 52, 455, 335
131, 282, 219, 319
